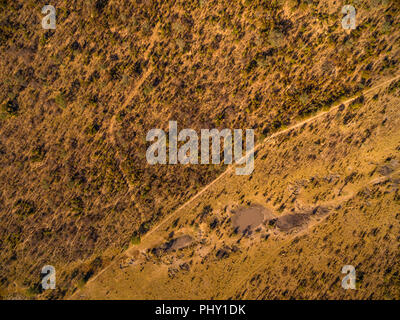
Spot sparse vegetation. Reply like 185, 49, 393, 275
0, 0, 399, 300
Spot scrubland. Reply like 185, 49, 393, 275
0, 0, 399, 299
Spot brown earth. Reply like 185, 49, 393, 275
71, 75, 400, 300
1, 0, 400, 299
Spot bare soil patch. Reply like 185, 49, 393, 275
167, 235, 194, 251
231, 205, 273, 233
276, 213, 310, 232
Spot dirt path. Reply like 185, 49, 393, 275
225, 165, 400, 299
70, 74, 400, 299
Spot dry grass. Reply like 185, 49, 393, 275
74, 78, 400, 300
0, 0, 399, 299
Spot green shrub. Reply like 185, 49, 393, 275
14, 199, 36, 217
131, 234, 141, 245
31, 146, 46, 162
55, 92, 67, 108
1, 99, 19, 116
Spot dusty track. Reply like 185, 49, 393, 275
70, 74, 400, 299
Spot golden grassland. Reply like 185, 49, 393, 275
0, 0, 399, 299
75, 79, 400, 300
